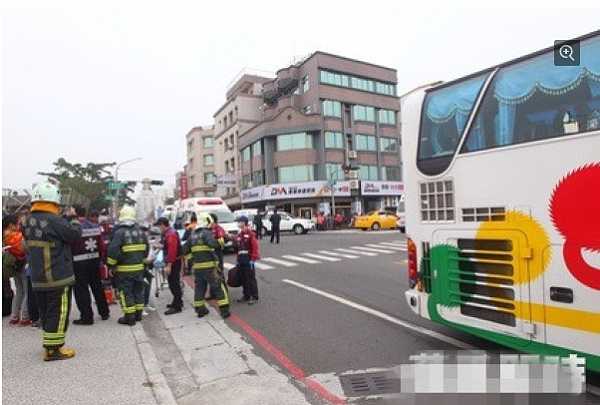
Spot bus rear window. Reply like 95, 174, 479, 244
418, 75, 487, 174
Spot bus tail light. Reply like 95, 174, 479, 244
407, 237, 418, 289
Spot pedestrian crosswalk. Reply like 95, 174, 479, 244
224, 240, 407, 271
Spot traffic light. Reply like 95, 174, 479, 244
150, 180, 164, 186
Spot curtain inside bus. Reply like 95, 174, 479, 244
422, 76, 488, 157
489, 37, 600, 146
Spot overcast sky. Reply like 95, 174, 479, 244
2, 3, 599, 191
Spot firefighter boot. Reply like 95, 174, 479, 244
118, 313, 136, 326
220, 305, 231, 319
196, 306, 209, 318
135, 310, 143, 322
44, 347, 75, 361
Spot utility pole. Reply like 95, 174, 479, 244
112, 157, 142, 221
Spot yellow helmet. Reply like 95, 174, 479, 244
118, 205, 137, 223
196, 212, 213, 229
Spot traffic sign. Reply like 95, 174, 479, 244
108, 182, 125, 190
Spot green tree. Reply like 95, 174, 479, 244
38, 158, 136, 211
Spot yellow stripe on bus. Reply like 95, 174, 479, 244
514, 301, 600, 334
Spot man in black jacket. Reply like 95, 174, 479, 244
269, 209, 281, 244
23, 182, 82, 361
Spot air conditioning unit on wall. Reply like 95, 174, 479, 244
348, 150, 357, 159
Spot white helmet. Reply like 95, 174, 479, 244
196, 212, 213, 229
31, 182, 62, 205
118, 205, 137, 223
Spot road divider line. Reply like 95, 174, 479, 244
282, 279, 475, 350
335, 248, 377, 257
261, 257, 298, 267
320, 250, 359, 259
351, 246, 395, 254
302, 253, 341, 262
282, 255, 320, 265
223, 263, 235, 270
367, 244, 407, 251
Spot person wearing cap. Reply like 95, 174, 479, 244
155, 217, 184, 315
107, 206, 149, 326
230, 215, 259, 304
182, 213, 230, 318
22, 181, 82, 361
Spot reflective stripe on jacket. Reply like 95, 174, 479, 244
107, 224, 149, 273
23, 212, 82, 290
182, 228, 219, 271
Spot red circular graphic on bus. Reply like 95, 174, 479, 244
550, 163, 600, 290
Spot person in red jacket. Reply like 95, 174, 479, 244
155, 218, 184, 315
230, 216, 259, 304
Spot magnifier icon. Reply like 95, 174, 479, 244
559, 45, 575, 62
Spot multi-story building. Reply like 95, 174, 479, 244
212, 73, 272, 209
185, 125, 216, 198
238, 52, 402, 219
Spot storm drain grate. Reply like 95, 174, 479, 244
339, 371, 401, 397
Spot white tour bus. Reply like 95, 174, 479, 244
402, 31, 600, 372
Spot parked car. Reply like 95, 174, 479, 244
353, 210, 399, 231
262, 211, 315, 235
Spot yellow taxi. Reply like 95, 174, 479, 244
353, 210, 399, 231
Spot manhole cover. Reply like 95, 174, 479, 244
339, 371, 401, 397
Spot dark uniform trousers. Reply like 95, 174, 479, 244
238, 262, 259, 300
35, 287, 72, 349
194, 268, 229, 310
167, 258, 183, 309
73, 259, 109, 322
118, 272, 144, 315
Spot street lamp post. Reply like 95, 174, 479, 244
328, 167, 343, 224
112, 157, 142, 221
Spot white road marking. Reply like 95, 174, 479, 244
380, 241, 407, 247
320, 250, 359, 259
351, 246, 395, 254
302, 253, 341, 262
224, 262, 274, 270
282, 279, 475, 350
282, 255, 320, 264
335, 248, 377, 257
366, 244, 407, 251
261, 257, 298, 267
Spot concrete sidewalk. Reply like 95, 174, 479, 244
143, 281, 315, 405
2, 304, 157, 405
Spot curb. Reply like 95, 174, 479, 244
131, 323, 179, 405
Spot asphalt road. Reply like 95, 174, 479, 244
218, 229, 599, 404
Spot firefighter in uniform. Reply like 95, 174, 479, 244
182, 213, 231, 319
107, 206, 149, 326
23, 182, 82, 361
